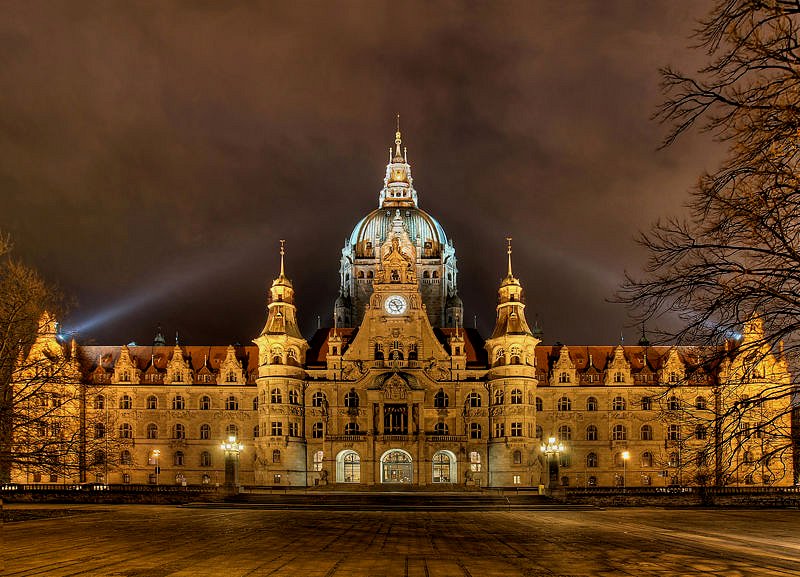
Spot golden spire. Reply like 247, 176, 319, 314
394, 113, 403, 159
279, 239, 286, 277
506, 236, 513, 278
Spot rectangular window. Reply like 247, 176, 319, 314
511, 422, 522, 437
513, 475, 521, 485
273, 474, 281, 484
494, 422, 505, 438
122, 473, 131, 484
271, 422, 283, 436
289, 422, 299, 437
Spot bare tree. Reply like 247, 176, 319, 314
0, 236, 117, 484
619, 1, 800, 485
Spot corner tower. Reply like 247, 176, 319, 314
253, 241, 309, 486
484, 239, 540, 487
335, 121, 462, 328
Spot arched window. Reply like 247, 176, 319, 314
226, 423, 239, 438
558, 371, 570, 383
119, 423, 132, 439
312, 392, 327, 407
641, 396, 652, 411
513, 450, 522, 464
423, 270, 430, 279
253, 424, 259, 438
557, 396, 571, 412
493, 389, 504, 405
173, 451, 184, 466
312, 422, 324, 438
510, 389, 523, 404
172, 395, 184, 410
272, 449, 281, 463
432, 451, 454, 483
640, 424, 653, 440
695, 396, 708, 410
557, 425, 572, 441
270, 388, 282, 404
288, 389, 299, 405
199, 396, 211, 410
344, 390, 359, 408
120, 450, 132, 465
559, 453, 571, 468
93, 395, 105, 410
172, 423, 185, 439
146, 423, 158, 439
226, 396, 239, 411
200, 424, 211, 440
357, 270, 364, 279
200, 451, 212, 467
668, 452, 680, 467
612, 396, 626, 411
434, 422, 449, 435
586, 397, 598, 411
434, 389, 449, 408
612, 424, 627, 441
94, 423, 106, 439
469, 423, 482, 439
667, 396, 680, 411
344, 422, 360, 434
695, 424, 707, 440
146, 395, 158, 410
466, 392, 481, 408
535, 397, 543, 412
338, 450, 361, 483
510, 347, 522, 365
586, 452, 598, 468
119, 394, 132, 409
586, 425, 598, 441
641, 451, 653, 467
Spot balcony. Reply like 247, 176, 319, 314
325, 434, 367, 442
425, 435, 466, 443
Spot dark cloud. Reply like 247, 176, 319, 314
0, 0, 718, 345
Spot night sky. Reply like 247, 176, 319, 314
1, 1, 720, 347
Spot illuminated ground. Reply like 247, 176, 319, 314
4, 504, 800, 576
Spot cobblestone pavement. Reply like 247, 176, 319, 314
4, 505, 800, 576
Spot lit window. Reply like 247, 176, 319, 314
313, 450, 324, 472
469, 451, 482, 472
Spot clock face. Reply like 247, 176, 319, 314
384, 295, 408, 315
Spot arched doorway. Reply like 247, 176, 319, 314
381, 449, 413, 483
432, 450, 456, 483
336, 450, 361, 483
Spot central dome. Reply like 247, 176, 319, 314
334, 126, 462, 329
348, 207, 449, 259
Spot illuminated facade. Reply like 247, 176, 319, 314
13, 128, 795, 489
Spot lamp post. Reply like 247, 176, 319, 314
220, 435, 244, 491
540, 436, 565, 492
152, 449, 161, 486
621, 450, 630, 492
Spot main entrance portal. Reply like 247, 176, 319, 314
381, 449, 413, 484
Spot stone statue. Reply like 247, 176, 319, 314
531, 455, 543, 486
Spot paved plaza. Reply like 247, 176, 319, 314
4, 504, 800, 576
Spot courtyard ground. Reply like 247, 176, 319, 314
3, 504, 800, 576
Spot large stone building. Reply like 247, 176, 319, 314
11, 128, 795, 489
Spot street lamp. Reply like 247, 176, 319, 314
621, 450, 630, 492
152, 449, 161, 486
540, 436, 565, 491
220, 435, 244, 490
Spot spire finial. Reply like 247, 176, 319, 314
279, 239, 286, 276
394, 114, 402, 158
506, 236, 513, 277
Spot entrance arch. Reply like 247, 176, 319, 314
432, 450, 457, 483
336, 449, 361, 483
380, 449, 413, 484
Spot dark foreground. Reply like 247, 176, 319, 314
4, 504, 800, 576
